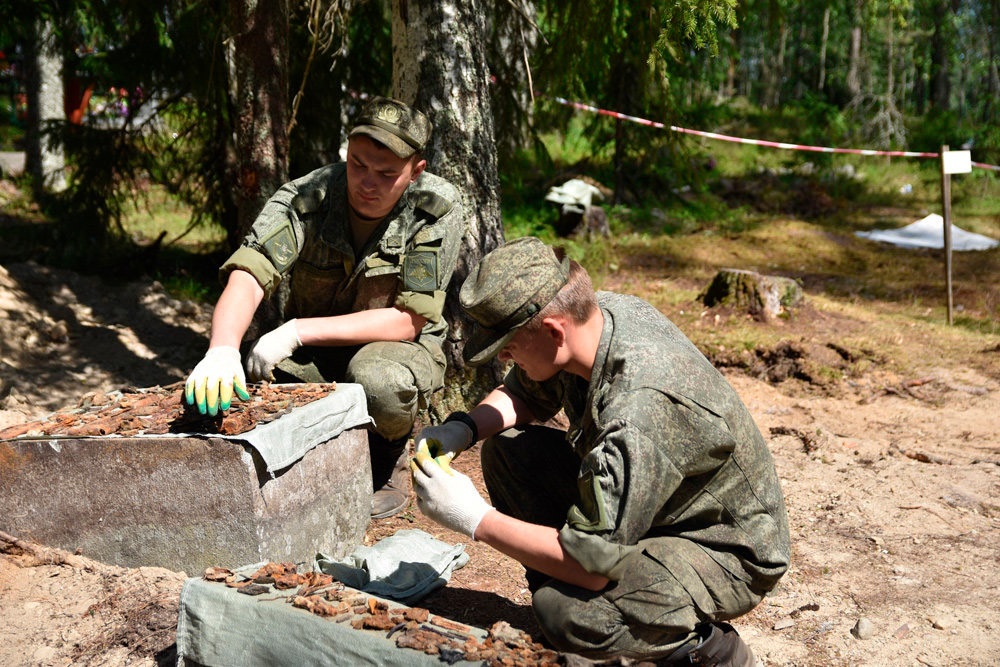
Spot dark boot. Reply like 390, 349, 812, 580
673, 622, 755, 667
369, 433, 411, 519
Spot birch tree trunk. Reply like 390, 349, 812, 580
25, 19, 66, 194
847, 25, 862, 99
226, 0, 291, 243
392, 0, 505, 410
818, 5, 830, 92
846, 0, 864, 101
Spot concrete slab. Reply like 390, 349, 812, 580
0, 405, 373, 575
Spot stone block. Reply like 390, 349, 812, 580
0, 387, 373, 575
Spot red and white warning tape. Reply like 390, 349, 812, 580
552, 97, 1000, 172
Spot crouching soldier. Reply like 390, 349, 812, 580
185, 96, 466, 519
411, 237, 790, 665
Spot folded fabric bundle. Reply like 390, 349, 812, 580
316, 529, 469, 604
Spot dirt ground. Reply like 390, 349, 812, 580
0, 257, 998, 667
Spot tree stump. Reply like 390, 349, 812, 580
699, 269, 803, 321
554, 205, 610, 239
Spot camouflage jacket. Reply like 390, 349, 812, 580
220, 163, 465, 365
504, 292, 791, 593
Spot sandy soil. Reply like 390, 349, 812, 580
0, 259, 998, 667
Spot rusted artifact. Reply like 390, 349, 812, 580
0, 382, 338, 440
199, 561, 562, 666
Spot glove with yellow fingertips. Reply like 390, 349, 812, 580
184, 346, 251, 416
410, 448, 493, 539
414, 415, 475, 466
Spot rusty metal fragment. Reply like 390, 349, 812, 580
202, 567, 234, 582
198, 560, 563, 666
0, 382, 338, 440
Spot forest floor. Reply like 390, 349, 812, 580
1, 189, 999, 666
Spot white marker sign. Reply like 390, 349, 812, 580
942, 150, 972, 174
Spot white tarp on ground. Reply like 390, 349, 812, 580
856, 213, 999, 251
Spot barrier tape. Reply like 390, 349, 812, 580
552, 97, 1000, 172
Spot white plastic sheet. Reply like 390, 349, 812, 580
856, 214, 999, 251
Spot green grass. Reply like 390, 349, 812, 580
502, 112, 999, 383
4, 103, 998, 362
121, 185, 227, 250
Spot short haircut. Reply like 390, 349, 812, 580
521, 249, 598, 334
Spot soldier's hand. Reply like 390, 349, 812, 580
184, 346, 251, 416
410, 450, 493, 538
415, 419, 474, 465
246, 320, 301, 382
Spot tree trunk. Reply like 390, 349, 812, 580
771, 20, 787, 107
724, 32, 737, 99
913, 52, 927, 115
929, 0, 951, 111
988, 0, 1000, 123
486, 0, 537, 159
847, 25, 862, 99
226, 0, 291, 244
760, 0, 785, 109
24, 19, 66, 194
818, 5, 830, 92
886, 8, 895, 100
793, 7, 807, 101
392, 0, 505, 413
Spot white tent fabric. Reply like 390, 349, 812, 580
856, 213, 999, 251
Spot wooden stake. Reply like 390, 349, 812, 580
940, 144, 954, 325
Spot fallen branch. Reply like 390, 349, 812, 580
769, 426, 819, 453
890, 445, 951, 465
0, 529, 94, 570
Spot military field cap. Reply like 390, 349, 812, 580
460, 237, 571, 366
349, 96, 432, 159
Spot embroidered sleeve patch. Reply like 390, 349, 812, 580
403, 250, 438, 292
261, 224, 298, 273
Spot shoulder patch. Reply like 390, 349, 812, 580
403, 250, 439, 292
412, 191, 455, 219
260, 223, 298, 273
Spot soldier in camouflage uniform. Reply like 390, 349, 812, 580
411, 237, 790, 665
184, 96, 466, 519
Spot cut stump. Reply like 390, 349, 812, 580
699, 268, 803, 320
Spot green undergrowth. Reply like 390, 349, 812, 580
3, 106, 998, 362
509, 115, 999, 381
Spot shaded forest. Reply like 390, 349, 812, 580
0, 0, 997, 256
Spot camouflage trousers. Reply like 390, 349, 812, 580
272, 339, 443, 442
481, 425, 762, 661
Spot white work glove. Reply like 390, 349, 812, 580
184, 346, 251, 416
246, 319, 302, 381
410, 450, 493, 539
415, 420, 474, 465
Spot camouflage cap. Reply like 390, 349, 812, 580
349, 96, 432, 159
460, 237, 571, 367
